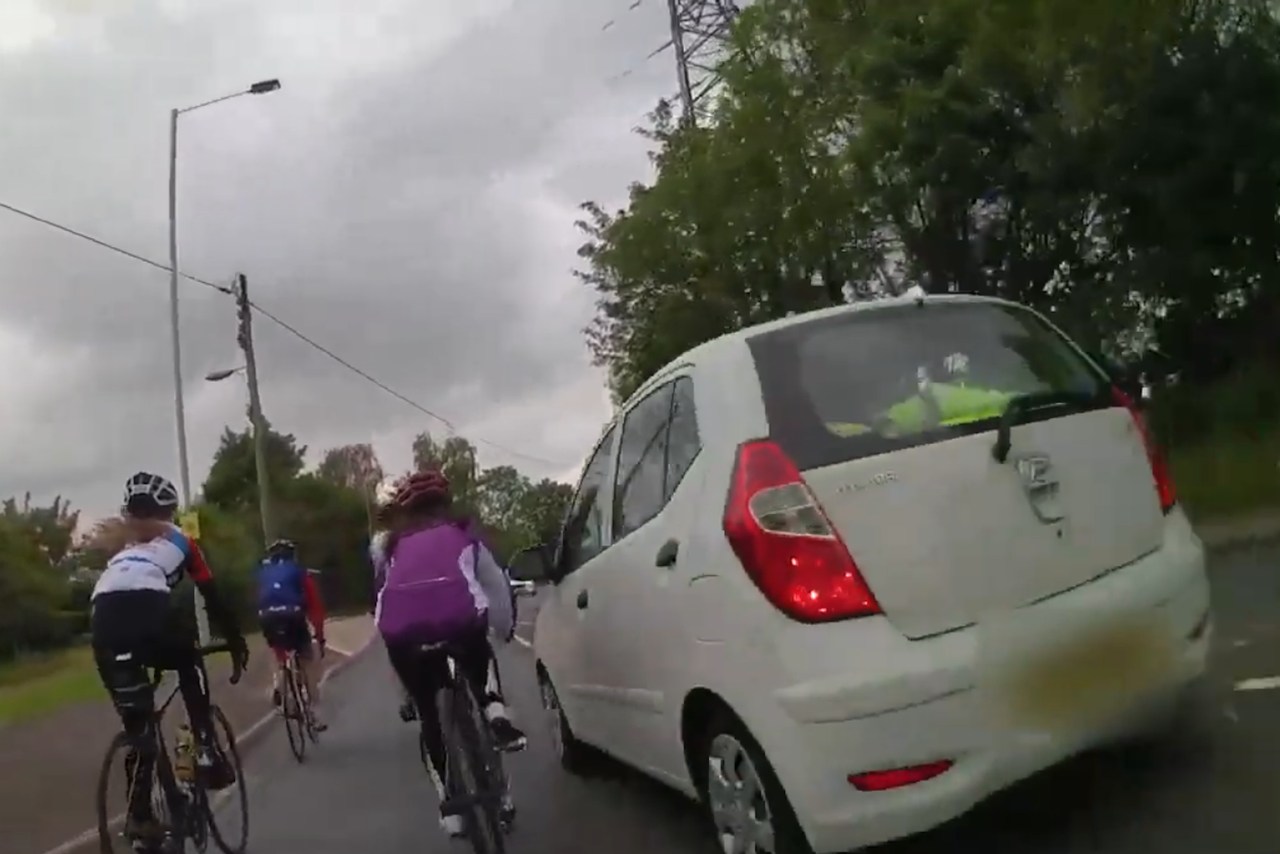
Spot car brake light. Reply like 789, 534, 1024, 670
848, 760, 954, 792
1112, 387, 1176, 513
722, 440, 881, 622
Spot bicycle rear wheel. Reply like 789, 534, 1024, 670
205, 705, 249, 854
282, 663, 307, 762
445, 682, 507, 854
301, 675, 320, 745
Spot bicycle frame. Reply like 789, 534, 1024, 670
116, 648, 224, 843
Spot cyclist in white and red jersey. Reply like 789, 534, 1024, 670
91, 471, 249, 853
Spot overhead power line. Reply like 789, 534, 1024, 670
0, 198, 569, 468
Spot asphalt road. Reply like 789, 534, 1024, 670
234, 543, 1280, 854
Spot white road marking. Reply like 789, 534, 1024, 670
1234, 676, 1280, 691
513, 634, 532, 649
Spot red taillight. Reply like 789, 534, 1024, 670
722, 440, 881, 622
1112, 387, 1176, 513
848, 760, 954, 792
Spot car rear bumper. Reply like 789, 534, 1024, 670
762, 508, 1210, 853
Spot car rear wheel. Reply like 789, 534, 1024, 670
538, 671, 592, 775
697, 714, 811, 854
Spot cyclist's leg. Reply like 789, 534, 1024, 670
386, 640, 461, 835
469, 633, 526, 752
90, 592, 166, 846
383, 634, 418, 721
453, 628, 520, 819
152, 606, 233, 789
291, 615, 326, 729
259, 613, 288, 709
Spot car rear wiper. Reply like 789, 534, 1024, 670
991, 390, 1100, 463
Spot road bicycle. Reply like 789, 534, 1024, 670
279, 643, 323, 762
417, 640, 511, 854
95, 642, 248, 854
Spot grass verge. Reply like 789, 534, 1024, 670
0, 637, 271, 727
1170, 432, 1280, 522
0, 647, 102, 726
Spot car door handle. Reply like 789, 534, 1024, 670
655, 538, 679, 568
576, 589, 589, 609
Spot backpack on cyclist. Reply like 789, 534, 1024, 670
376, 522, 486, 646
257, 557, 307, 613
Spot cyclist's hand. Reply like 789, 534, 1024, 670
228, 637, 250, 685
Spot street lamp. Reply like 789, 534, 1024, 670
204, 360, 274, 539
169, 81, 279, 647
205, 366, 246, 382
168, 79, 281, 511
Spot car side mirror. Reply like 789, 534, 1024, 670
508, 544, 555, 585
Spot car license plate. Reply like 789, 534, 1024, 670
1000, 617, 1176, 733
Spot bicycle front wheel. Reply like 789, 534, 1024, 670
96, 730, 175, 854
205, 705, 249, 854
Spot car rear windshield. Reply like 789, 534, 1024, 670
747, 301, 1111, 471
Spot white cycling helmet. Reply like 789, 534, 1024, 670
122, 471, 180, 511
374, 475, 401, 507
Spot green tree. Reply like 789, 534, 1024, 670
202, 421, 307, 512
317, 443, 384, 493
0, 516, 69, 656
411, 432, 481, 514
579, 0, 1280, 397
1, 493, 80, 567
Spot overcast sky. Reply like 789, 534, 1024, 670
0, 0, 675, 521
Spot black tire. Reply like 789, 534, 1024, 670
440, 683, 506, 854
282, 666, 307, 763
189, 785, 210, 852
301, 678, 321, 745
97, 729, 181, 854
205, 705, 250, 854
538, 672, 592, 775
96, 730, 137, 854
693, 711, 811, 854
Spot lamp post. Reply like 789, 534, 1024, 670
169, 81, 279, 645
169, 79, 280, 508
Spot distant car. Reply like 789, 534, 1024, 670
511, 294, 1211, 854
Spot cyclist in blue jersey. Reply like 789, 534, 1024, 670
256, 538, 328, 731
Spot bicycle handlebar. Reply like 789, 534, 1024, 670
197, 641, 245, 685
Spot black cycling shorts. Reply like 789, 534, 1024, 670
259, 609, 312, 654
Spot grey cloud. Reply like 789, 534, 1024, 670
0, 0, 675, 517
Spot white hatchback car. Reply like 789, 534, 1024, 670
511, 294, 1211, 854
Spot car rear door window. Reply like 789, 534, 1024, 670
613, 384, 675, 539
748, 301, 1109, 470
664, 377, 701, 501
560, 425, 617, 573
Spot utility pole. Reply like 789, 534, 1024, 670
663, 0, 739, 124
234, 273, 276, 546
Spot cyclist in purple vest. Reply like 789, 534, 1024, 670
374, 468, 526, 837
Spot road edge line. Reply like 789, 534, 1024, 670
35, 634, 377, 854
